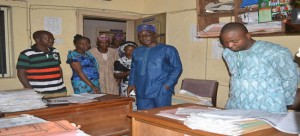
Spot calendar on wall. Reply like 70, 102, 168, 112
258, 0, 293, 22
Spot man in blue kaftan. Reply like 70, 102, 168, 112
128, 24, 183, 110
220, 22, 299, 113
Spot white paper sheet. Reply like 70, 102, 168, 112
0, 114, 46, 128
275, 112, 300, 134
187, 109, 299, 134
48, 93, 106, 104
202, 109, 287, 126
0, 89, 47, 112
44, 17, 62, 35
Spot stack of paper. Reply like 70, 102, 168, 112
47, 93, 106, 104
184, 113, 246, 135
0, 114, 46, 128
0, 114, 91, 136
184, 109, 300, 135
197, 21, 282, 37
178, 89, 213, 106
156, 106, 220, 121
0, 89, 47, 112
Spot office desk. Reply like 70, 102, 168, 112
4, 94, 133, 136
128, 104, 295, 136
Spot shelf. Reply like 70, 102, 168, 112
198, 11, 235, 17
195, 0, 294, 38
196, 31, 294, 38
198, 6, 258, 18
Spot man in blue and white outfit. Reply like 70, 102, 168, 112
220, 22, 300, 113
127, 24, 183, 110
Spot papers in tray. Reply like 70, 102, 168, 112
46, 93, 106, 105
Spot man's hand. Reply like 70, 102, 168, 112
127, 85, 136, 96
92, 86, 100, 94
164, 85, 170, 90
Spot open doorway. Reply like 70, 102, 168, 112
76, 10, 138, 46
77, 10, 166, 46
83, 18, 126, 48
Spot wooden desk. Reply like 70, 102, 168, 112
128, 104, 295, 136
4, 94, 133, 136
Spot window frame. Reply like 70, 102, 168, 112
0, 6, 13, 77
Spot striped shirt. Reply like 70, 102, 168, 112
16, 45, 67, 93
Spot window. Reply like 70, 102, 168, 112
0, 7, 12, 77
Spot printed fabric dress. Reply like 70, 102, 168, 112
66, 51, 100, 94
114, 56, 137, 110
114, 56, 131, 96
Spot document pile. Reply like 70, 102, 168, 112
184, 112, 253, 135
0, 89, 47, 112
0, 114, 46, 128
198, 21, 282, 37
184, 109, 300, 135
205, 1, 234, 13
156, 106, 220, 121
179, 89, 213, 106
46, 93, 106, 105
0, 114, 90, 136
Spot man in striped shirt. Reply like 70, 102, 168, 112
16, 30, 67, 98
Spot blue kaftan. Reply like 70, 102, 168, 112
128, 44, 183, 99
223, 40, 299, 113
67, 51, 100, 94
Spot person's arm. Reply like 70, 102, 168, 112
16, 51, 32, 89
112, 50, 122, 83
164, 47, 183, 90
127, 51, 136, 96
70, 62, 99, 94
113, 61, 130, 79
17, 69, 32, 88
57, 52, 64, 82
114, 71, 130, 79
271, 48, 300, 105
59, 66, 64, 82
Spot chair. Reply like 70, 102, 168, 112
287, 88, 300, 111
180, 78, 219, 107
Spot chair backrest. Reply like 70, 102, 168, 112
180, 78, 219, 107
288, 88, 300, 111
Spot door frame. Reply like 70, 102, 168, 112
76, 10, 141, 41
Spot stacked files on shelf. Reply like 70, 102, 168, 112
198, 21, 282, 37
0, 88, 47, 112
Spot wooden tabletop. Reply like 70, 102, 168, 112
128, 103, 296, 136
